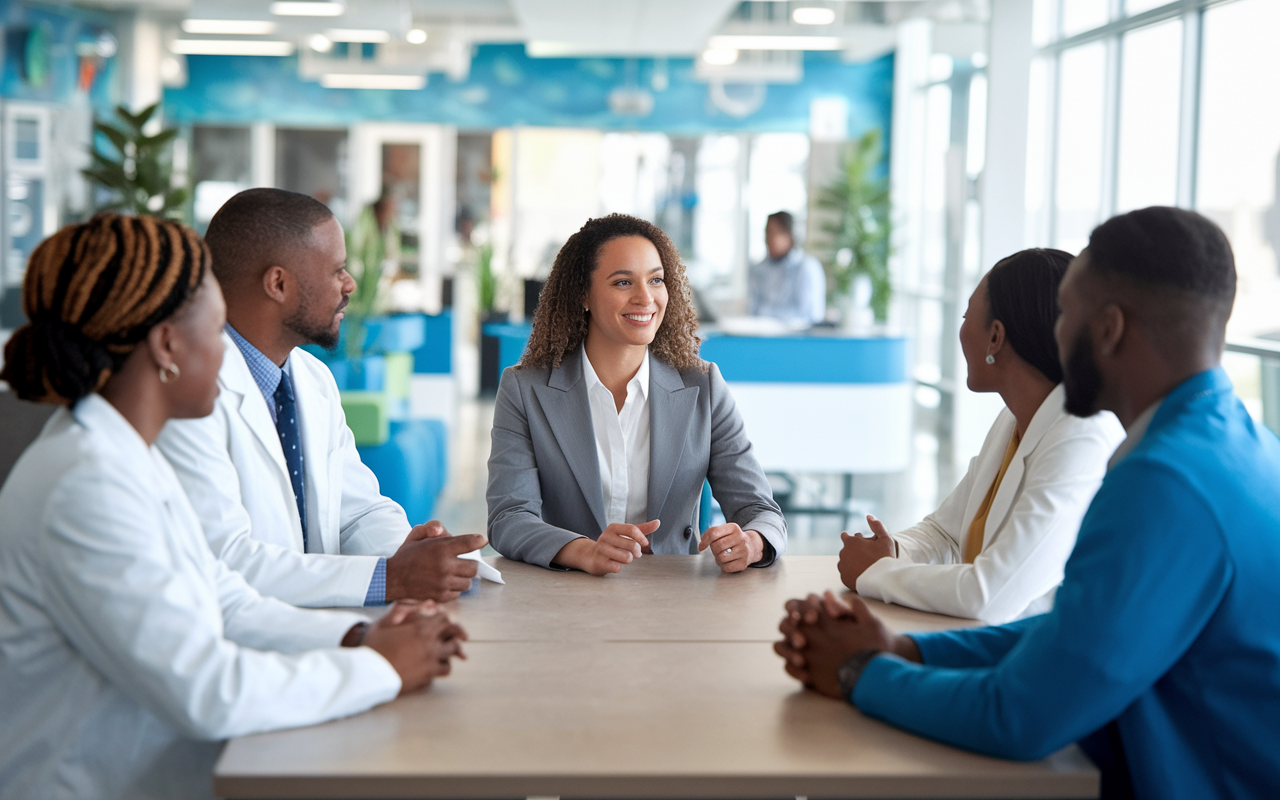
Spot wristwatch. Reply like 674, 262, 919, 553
836, 649, 882, 700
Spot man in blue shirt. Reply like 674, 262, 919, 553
776, 206, 1280, 799
748, 211, 826, 325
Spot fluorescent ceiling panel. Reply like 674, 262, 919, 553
171, 39, 297, 55
270, 2, 345, 16
320, 73, 426, 89
511, 0, 740, 55
707, 34, 843, 50
181, 19, 278, 34
324, 28, 392, 42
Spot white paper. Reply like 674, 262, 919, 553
460, 550, 504, 584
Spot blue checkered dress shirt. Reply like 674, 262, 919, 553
225, 325, 387, 606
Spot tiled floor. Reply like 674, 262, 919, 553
434, 398, 942, 557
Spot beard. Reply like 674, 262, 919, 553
1062, 325, 1104, 418
284, 285, 346, 350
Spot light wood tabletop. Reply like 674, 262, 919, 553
214, 555, 1099, 799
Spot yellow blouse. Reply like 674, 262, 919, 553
962, 430, 1022, 564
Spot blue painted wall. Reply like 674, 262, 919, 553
164, 44, 893, 136
1, 1, 120, 110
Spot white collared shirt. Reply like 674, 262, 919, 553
581, 345, 651, 526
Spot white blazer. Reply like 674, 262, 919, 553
856, 384, 1125, 624
0, 395, 401, 800
157, 334, 410, 608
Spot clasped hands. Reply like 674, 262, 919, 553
774, 591, 920, 699
344, 599, 468, 696
554, 520, 765, 575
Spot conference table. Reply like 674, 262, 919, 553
214, 556, 1099, 799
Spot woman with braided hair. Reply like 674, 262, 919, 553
486, 213, 786, 575
0, 213, 466, 800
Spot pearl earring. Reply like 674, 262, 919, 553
985, 354, 995, 365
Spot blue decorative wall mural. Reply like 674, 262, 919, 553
1, 1, 120, 110
164, 44, 893, 137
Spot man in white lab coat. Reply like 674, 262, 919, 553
159, 188, 484, 608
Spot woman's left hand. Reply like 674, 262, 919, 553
698, 523, 764, 573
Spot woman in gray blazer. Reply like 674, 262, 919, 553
487, 214, 786, 575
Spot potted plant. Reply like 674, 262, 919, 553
814, 127, 892, 326
82, 103, 187, 219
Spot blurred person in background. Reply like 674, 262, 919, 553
748, 210, 826, 325
487, 214, 786, 575
837, 248, 1124, 624
0, 214, 465, 800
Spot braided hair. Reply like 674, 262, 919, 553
0, 213, 210, 405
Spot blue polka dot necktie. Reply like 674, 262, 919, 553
273, 371, 309, 552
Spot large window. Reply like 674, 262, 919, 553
1030, 0, 1280, 340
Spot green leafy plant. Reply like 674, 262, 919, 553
82, 103, 187, 218
477, 241, 497, 315
814, 127, 893, 323
343, 207, 389, 358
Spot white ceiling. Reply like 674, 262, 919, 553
508, 0, 741, 55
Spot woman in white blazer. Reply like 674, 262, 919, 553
838, 248, 1125, 624
0, 214, 465, 800
488, 214, 786, 575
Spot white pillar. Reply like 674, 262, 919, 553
119, 12, 164, 114
979, 0, 1035, 269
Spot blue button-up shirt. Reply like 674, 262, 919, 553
224, 325, 387, 606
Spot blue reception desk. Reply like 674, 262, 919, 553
698, 333, 911, 474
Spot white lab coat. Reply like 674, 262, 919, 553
0, 395, 401, 800
856, 384, 1126, 624
157, 334, 410, 607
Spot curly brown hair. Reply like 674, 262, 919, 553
518, 214, 705, 373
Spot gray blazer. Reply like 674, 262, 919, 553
486, 349, 787, 569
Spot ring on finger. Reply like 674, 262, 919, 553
725, 547, 733, 555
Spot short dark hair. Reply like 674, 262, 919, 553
204, 188, 335, 291
1084, 206, 1236, 354
986, 248, 1074, 384
766, 211, 794, 236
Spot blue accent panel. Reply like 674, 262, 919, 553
482, 322, 534, 375
413, 312, 453, 374
358, 419, 448, 526
698, 335, 907, 384
163, 46, 893, 138
363, 314, 426, 353
327, 355, 386, 392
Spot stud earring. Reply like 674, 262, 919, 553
158, 363, 181, 383
985, 354, 996, 365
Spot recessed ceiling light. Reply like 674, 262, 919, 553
406, 28, 428, 44
181, 19, 278, 35
792, 7, 837, 25
270, 2, 344, 17
320, 73, 425, 89
707, 34, 842, 51
171, 39, 296, 56
308, 33, 333, 52
702, 48, 739, 66
325, 28, 392, 43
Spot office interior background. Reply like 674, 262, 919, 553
1, 0, 1278, 551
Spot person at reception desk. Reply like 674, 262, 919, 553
158, 189, 485, 608
0, 215, 466, 800
838, 248, 1124, 623
777, 207, 1280, 800
487, 214, 786, 575
748, 211, 826, 325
